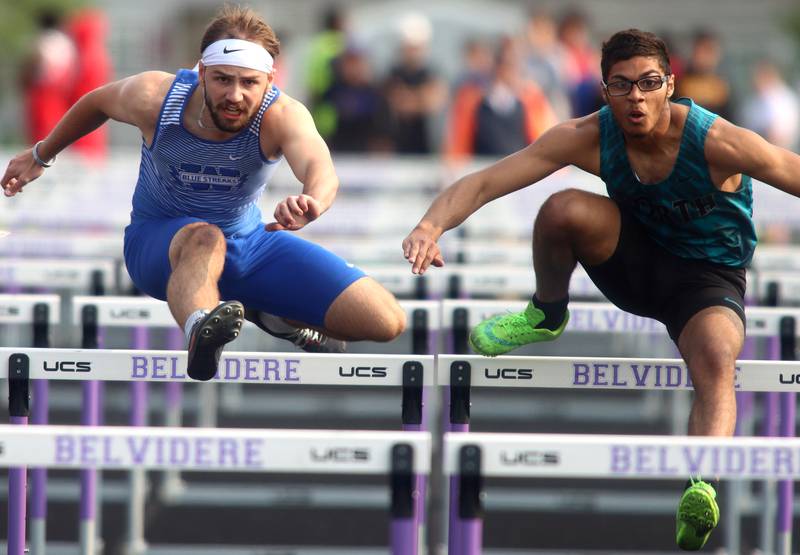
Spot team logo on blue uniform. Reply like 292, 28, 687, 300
170, 163, 248, 192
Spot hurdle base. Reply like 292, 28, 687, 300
30, 518, 46, 555
121, 538, 148, 555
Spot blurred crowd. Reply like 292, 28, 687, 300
303, 6, 800, 159
19, 7, 111, 161
18, 4, 800, 161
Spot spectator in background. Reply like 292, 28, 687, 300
67, 8, 111, 162
523, 9, 570, 120
270, 29, 291, 90
741, 60, 799, 151
445, 37, 557, 159
557, 9, 602, 117
324, 45, 391, 152
384, 12, 447, 154
19, 9, 77, 144
306, 6, 349, 138
453, 38, 494, 91
442, 38, 493, 160
656, 30, 685, 81
676, 29, 732, 120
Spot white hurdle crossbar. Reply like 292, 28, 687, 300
437, 355, 800, 392
3, 348, 433, 555
0, 294, 60, 326
444, 432, 800, 554
0, 424, 430, 475
2, 424, 430, 555
1, 348, 434, 386
442, 299, 800, 337
0, 258, 116, 293
445, 432, 800, 480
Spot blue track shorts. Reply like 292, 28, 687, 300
124, 218, 366, 327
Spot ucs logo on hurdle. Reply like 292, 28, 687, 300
338, 366, 388, 378
310, 447, 371, 462
779, 372, 800, 385
0, 305, 20, 317
43, 360, 92, 373
500, 450, 560, 466
109, 308, 151, 320
484, 367, 533, 380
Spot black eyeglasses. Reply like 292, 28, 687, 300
603, 75, 670, 96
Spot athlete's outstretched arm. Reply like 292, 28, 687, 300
705, 118, 800, 197
402, 119, 597, 274
2, 71, 171, 196
265, 98, 338, 231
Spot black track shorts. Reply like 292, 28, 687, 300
582, 206, 746, 342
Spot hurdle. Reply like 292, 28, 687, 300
359, 264, 605, 302
69, 295, 440, 553
0, 257, 117, 294
438, 353, 800, 554
443, 432, 800, 553
71, 296, 184, 555
0, 294, 60, 555
2, 347, 433, 555
0, 422, 430, 555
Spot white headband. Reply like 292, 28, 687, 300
200, 38, 274, 74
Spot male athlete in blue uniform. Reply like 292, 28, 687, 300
404, 29, 800, 550
3, 5, 406, 381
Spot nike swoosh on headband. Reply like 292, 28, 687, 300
223, 47, 244, 54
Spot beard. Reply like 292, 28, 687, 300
202, 86, 254, 133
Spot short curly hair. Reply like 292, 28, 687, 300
601, 29, 670, 82
201, 4, 280, 58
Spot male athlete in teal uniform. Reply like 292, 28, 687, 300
403, 29, 800, 550
3, 5, 406, 381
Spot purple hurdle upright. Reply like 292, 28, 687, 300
445, 309, 481, 555
725, 333, 756, 555
447, 360, 481, 555
407, 307, 434, 553
160, 328, 185, 498
7, 353, 30, 555
758, 330, 782, 553
777, 316, 796, 555
778, 390, 796, 555
5, 299, 52, 555
30, 301, 51, 555
30, 380, 48, 550
390, 441, 421, 555
126, 325, 150, 555
392, 351, 426, 555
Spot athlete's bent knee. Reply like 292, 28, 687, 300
538, 189, 596, 230
171, 224, 225, 264
686, 343, 738, 390
370, 303, 406, 342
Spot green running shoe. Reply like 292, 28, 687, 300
468, 301, 569, 357
676, 479, 719, 551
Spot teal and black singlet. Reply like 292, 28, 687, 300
599, 98, 757, 268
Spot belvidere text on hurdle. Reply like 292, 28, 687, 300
610, 444, 800, 477
54, 434, 266, 468
131, 355, 301, 381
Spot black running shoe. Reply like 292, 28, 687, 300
187, 301, 245, 381
244, 309, 346, 353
